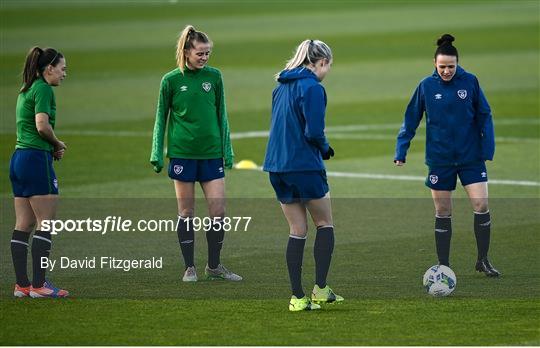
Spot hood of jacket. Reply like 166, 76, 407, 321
277, 67, 319, 83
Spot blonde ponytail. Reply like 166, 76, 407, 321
176, 25, 211, 74
276, 39, 333, 80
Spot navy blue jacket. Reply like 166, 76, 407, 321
263, 67, 330, 172
395, 66, 495, 167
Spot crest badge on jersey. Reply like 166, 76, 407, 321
457, 89, 467, 99
174, 165, 183, 175
429, 175, 438, 184
202, 82, 211, 92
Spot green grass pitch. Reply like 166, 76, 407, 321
1, 0, 539, 345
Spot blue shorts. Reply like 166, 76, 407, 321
426, 163, 488, 191
269, 171, 329, 204
168, 158, 225, 182
10, 148, 58, 198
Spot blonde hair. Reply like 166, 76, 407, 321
276, 39, 332, 79
176, 25, 211, 74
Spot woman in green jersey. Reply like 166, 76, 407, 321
151, 25, 240, 282
9, 46, 69, 298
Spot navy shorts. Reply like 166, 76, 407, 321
269, 171, 329, 204
426, 163, 488, 191
168, 158, 225, 182
10, 148, 58, 197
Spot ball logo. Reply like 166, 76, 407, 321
202, 82, 211, 92
457, 89, 467, 99
174, 165, 183, 175
429, 175, 438, 184
53, 179, 58, 189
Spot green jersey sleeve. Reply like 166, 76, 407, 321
34, 83, 54, 116
216, 73, 234, 169
150, 76, 171, 172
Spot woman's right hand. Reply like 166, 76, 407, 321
53, 140, 67, 160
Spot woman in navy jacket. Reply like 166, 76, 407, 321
263, 40, 344, 311
395, 34, 499, 277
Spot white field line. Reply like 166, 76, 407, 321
251, 167, 540, 187
28, 117, 537, 140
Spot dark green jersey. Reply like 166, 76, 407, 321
15, 78, 56, 151
150, 66, 234, 169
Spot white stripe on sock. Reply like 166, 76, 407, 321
10, 240, 29, 246
289, 234, 307, 240
33, 235, 51, 243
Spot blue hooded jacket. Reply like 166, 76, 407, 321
395, 66, 495, 167
263, 67, 330, 172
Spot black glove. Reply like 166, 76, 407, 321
322, 146, 334, 160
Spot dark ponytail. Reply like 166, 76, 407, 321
20, 46, 64, 93
434, 34, 458, 61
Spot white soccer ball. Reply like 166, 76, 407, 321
423, 265, 456, 297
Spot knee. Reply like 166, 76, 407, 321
435, 207, 452, 217
179, 208, 194, 218
15, 221, 35, 233
472, 201, 489, 214
290, 224, 308, 238
209, 207, 225, 219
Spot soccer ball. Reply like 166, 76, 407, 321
423, 265, 456, 297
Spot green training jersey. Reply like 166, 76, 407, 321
150, 66, 234, 169
15, 77, 56, 152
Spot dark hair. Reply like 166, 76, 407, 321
20, 46, 64, 93
434, 34, 458, 61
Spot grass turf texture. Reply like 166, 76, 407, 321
0, 0, 539, 345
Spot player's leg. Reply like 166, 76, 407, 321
464, 181, 500, 276
201, 177, 241, 281
431, 189, 453, 266
28, 194, 68, 298
173, 179, 197, 281
11, 197, 35, 297
427, 166, 456, 267
306, 193, 343, 304
281, 202, 320, 310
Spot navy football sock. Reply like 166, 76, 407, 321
286, 235, 306, 298
314, 226, 335, 288
11, 230, 31, 287
435, 216, 452, 266
474, 211, 491, 260
206, 222, 224, 269
31, 230, 51, 288
177, 216, 194, 268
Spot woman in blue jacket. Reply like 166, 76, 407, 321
263, 39, 344, 311
395, 34, 499, 277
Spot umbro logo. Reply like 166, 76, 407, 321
53, 179, 58, 189
180, 86, 188, 92
435, 94, 442, 100
481, 172, 487, 178
218, 167, 224, 173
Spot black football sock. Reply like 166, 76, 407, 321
11, 230, 31, 287
314, 226, 335, 288
206, 221, 225, 269
286, 235, 306, 298
177, 215, 194, 268
435, 216, 452, 267
474, 211, 491, 260
31, 230, 52, 288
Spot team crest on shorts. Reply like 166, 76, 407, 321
429, 175, 438, 184
457, 89, 467, 99
174, 165, 183, 175
53, 179, 58, 189
202, 82, 211, 92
